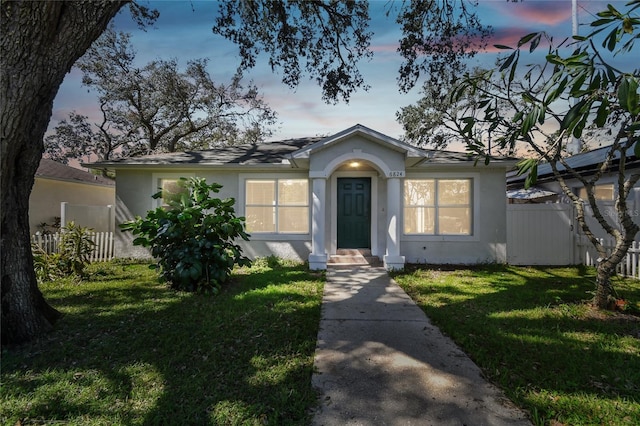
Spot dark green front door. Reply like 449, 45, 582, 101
337, 178, 371, 248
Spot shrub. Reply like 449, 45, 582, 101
31, 243, 65, 282
120, 177, 251, 293
59, 221, 96, 276
31, 221, 96, 281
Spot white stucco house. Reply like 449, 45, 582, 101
88, 125, 516, 270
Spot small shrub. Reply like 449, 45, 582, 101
31, 243, 65, 282
121, 177, 251, 293
59, 221, 96, 277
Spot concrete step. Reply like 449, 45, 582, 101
328, 249, 381, 266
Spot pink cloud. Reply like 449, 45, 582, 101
489, 2, 572, 26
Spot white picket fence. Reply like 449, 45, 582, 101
578, 235, 640, 280
31, 232, 114, 262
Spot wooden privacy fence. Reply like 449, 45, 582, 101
577, 235, 640, 280
31, 231, 114, 262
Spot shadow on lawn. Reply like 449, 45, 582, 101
2, 263, 323, 425
395, 264, 640, 422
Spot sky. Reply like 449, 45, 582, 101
49, 0, 630, 153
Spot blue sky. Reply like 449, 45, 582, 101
50, 0, 625, 150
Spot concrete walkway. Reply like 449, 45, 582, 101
311, 266, 531, 426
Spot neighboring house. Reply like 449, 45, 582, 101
30, 158, 115, 234
88, 124, 516, 270
506, 144, 640, 237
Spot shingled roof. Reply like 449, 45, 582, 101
87, 137, 324, 168
37, 158, 114, 186
507, 144, 640, 188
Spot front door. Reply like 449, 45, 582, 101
337, 178, 371, 248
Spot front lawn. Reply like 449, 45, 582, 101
393, 265, 640, 426
1, 259, 324, 426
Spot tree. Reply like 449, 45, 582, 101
212, 0, 489, 103
2, 0, 487, 345
0, 1, 155, 346
45, 28, 277, 167
449, 1, 640, 308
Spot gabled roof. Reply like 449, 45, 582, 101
291, 124, 427, 159
37, 158, 114, 186
507, 144, 640, 188
85, 125, 516, 170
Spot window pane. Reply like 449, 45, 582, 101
278, 179, 308, 205
245, 206, 275, 232
405, 180, 435, 206
439, 207, 471, 235
579, 184, 614, 201
404, 207, 435, 234
160, 179, 186, 206
438, 180, 470, 205
278, 207, 309, 233
247, 180, 275, 205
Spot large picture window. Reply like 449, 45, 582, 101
245, 179, 309, 233
404, 179, 472, 235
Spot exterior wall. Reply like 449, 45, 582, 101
111, 136, 509, 267
113, 168, 313, 260
29, 178, 115, 233
400, 167, 508, 264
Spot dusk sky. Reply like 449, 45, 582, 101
50, 0, 627, 152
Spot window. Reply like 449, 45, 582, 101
578, 184, 614, 201
404, 179, 472, 235
158, 178, 188, 209
245, 179, 309, 233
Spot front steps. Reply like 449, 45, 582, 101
328, 249, 381, 266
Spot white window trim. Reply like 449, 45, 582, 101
239, 173, 310, 241
151, 172, 195, 209
402, 172, 480, 242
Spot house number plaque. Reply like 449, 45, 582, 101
387, 171, 405, 178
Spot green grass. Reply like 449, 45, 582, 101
1, 258, 324, 426
392, 264, 640, 426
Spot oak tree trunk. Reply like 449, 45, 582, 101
1, 1, 126, 345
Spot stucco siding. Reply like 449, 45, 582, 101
29, 178, 115, 233
400, 167, 507, 264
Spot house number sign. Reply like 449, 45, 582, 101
387, 171, 405, 178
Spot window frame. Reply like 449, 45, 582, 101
239, 173, 311, 239
402, 173, 479, 241
151, 173, 195, 209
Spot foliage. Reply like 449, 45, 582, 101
45, 27, 277, 166
31, 222, 96, 281
31, 244, 65, 283
393, 264, 640, 426
58, 221, 97, 277
448, 1, 640, 308
1, 260, 324, 425
213, 0, 489, 103
121, 177, 251, 293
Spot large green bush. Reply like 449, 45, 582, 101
121, 177, 250, 293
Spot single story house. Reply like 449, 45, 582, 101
30, 158, 115, 234
88, 124, 516, 270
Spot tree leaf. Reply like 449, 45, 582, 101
618, 76, 640, 114
518, 32, 539, 47
594, 99, 609, 127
